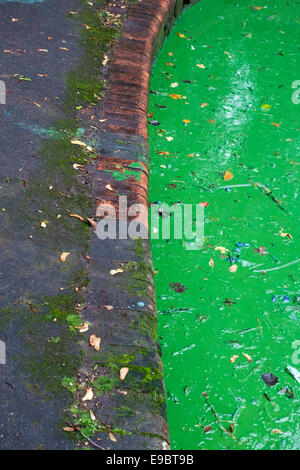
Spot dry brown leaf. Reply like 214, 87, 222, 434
87, 218, 98, 229
109, 432, 117, 442
89, 334, 101, 351
74, 321, 89, 333
110, 268, 124, 276
63, 427, 76, 432
60, 252, 70, 262
82, 387, 93, 402
89, 409, 96, 421
69, 213, 85, 221
120, 367, 129, 381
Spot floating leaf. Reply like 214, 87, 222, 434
169, 94, 184, 100
230, 355, 239, 364
224, 170, 234, 181
229, 264, 238, 272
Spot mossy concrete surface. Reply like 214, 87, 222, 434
0, 0, 194, 450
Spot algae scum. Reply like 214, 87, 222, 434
149, 0, 300, 450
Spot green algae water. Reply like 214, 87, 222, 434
148, 0, 300, 450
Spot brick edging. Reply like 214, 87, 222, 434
86, 0, 196, 450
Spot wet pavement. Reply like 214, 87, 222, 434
0, 0, 89, 449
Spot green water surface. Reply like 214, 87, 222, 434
148, 0, 300, 450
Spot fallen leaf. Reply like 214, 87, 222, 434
87, 218, 97, 229
70, 139, 87, 147
63, 427, 75, 432
40, 220, 47, 228
230, 355, 239, 364
229, 264, 238, 273
224, 170, 234, 181
106, 184, 113, 191
270, 122, 280, 128
109, 432, 117, 442
89, 334, 101, 351
74, 321, 89, 333
197, 64, 206, 69
215, 246, 228, 254
209, 258, 214, 268
82, 387, 94, 401
69, 213, 85, 221
176, 32, 187, 38
271, 429, 284, 434
102, 305, 113, 310
183, 119, 191, 124
279, 228, 292, 239
120, 367, 129, 381
242, 353, 252, 362
110, 268, 124, 276
89, 410, 96, 421
170, 82, 179, 88
169, 94, 184, 100
201, 103, 208, 108
60, 252, 70, 262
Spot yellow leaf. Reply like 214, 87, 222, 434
60, 252, 70, 262
183, 119, 191, 124
120, 367, 129, 381
224, 170, 234, 181
169, 94, 184, 100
